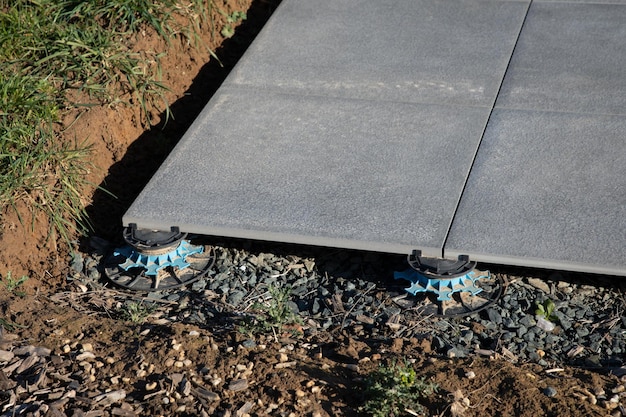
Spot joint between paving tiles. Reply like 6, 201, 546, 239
441, 0, 533, 261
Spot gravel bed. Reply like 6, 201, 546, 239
3, 236, 626, 417
77, 237, 626, 369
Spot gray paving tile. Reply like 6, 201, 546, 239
496, 2, 626, 115
124, 87, 490, 256
123, 0, 625, 277
224, 0, 529, 107
445, 109, 626, 276
537, 0, 626, 4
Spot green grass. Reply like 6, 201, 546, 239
0, 317, 28, 332
219, 9, 246, 38
1, 271, 29, 296
0, 0, 217, 244
240, 285, 303, 336
360, 359, 438, 417
119, 300, 156, 323
535, 298, 558, 322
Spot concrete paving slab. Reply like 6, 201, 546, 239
124, 0, 528, 256
224, 0, 529, 106
445, 109, 626, 276
123, 0, 626, 276
538, 0, 626, 4
496, 2, 626, 114
123, 87, 491, 256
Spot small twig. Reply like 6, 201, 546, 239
469, 393, 502, 408
399, 314, 436, 337
469, 367, 505, 395
341, 284, 376, 328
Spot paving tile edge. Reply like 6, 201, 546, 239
444, 248, 626, 277
121, 216, 443, 258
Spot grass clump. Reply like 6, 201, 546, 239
57, 0, 182, 36
219, 9, 246, 38
0, 0, 217, 244
241, 285, 302, 336
0, 68, 95, 242
360, 359, 438, 417
1, 271, 28, 297
0, 75, 93, 241
119, 301, 156, 324
535, 298, 558, 322
0, 317, 28, 332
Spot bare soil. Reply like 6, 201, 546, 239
1, 1, 624, 416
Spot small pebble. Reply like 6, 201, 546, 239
543, 387, 557, 397
76, 352, 96, 361
536, 317, 556, 332
487, 309, 502, 324
0, 350, 15, 362
195, 387, 220, 402
527, 278, 551, 294
242, 340, 257, 349
229, 379, 249, 392
275, 361, 297, 369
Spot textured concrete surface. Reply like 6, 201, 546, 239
124, 0, 527, 257
124, 0, 626, 275
496, 2, 626, 115
447, 1, 626, 275
445, 109, 626, 276
538, 0, 626, 3
225, 0, 529, 106
124, 88, 490, 257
